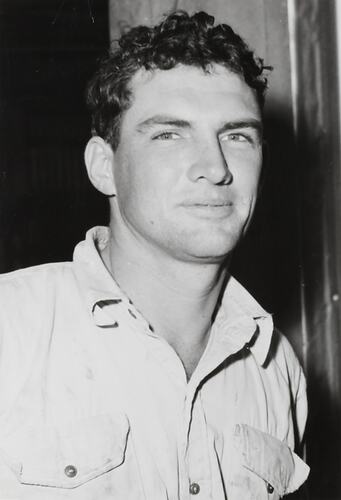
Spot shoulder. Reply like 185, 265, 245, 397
0, 261, 74, 301
269, 328, 302, 366
0, 262, 76, 331
269, 330, 308, 444
0, 261, 73, 283
268, 329, 306, 398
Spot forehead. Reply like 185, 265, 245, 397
125, 64, 261, 124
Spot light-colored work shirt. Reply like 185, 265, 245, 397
0, 227, 309, 500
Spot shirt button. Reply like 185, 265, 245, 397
64, 465, 77, 478
267, 483, 274, 494
189, 482, 200, 495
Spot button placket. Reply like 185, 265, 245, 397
185, 390, 211, 499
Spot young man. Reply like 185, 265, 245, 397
0, 11, 309, 500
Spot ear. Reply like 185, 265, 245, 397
84, 136, 116, 196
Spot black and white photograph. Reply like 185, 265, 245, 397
0, 1, 340, 499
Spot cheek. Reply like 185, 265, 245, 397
233, 155, 262, 193
114, 163, 164, 222
114, 144, 189, 217
114, 151, 148, 199
235, 174, 260, 201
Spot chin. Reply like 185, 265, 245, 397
179, 236, 240, 264
161, 223, 245, 263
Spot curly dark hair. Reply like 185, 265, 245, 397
86, 10, 270, 150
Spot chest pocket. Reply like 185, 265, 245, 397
2, 413, 129, 489
233, 424, 309, 499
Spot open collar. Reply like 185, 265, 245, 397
73, 226, 274, 365
215, 276, 274, 366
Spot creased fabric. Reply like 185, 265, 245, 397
0, 227, 309, 499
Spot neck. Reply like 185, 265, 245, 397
101, 224, 230, 347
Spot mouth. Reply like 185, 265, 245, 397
181, 201, 233, 218
192, 202, 232, 207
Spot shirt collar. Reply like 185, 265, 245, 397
73, 226, 125, 310
73, 226, 273, 365
73, 227, 152, 331
215, 276, 274, 366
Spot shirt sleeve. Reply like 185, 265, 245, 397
273, 329, 308, 450
294, 362, 308, 448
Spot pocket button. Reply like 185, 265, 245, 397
64, 465, 78, 478
189, 482, 200, 495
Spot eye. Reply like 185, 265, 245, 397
152, 131, 180, 141
230, 133, 248, 142
221, 133, 249, 143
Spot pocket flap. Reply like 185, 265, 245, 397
234, 424, 309, 496
3, 413, 129, 488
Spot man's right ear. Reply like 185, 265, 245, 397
84, 136, 116, 196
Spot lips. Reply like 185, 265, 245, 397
180, 200, 234, 218
181, 199, 233, 207
190, 202, 232, 207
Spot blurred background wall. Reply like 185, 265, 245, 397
0, 0, 109, 269
0, 1, 340, 498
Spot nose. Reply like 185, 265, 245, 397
187, 139, 232, 185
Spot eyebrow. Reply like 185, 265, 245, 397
136, 115, 263, 136
218, 119, 263, 136
136, 115, 191, 131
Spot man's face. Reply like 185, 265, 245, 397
111, 64, 263, 263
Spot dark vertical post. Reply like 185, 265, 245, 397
292, 1, 341, 498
